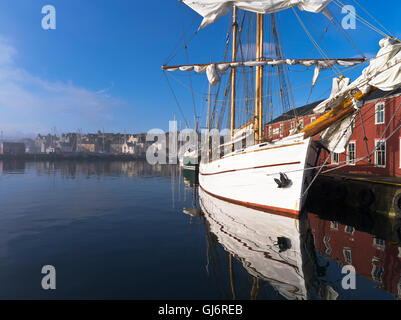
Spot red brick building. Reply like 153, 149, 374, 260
265, 88, 401, 177
309, 213, 401, 299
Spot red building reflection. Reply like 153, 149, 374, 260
309, 212, 401, 299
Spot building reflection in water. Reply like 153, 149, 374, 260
0, 160, 180, 180
0, 160, 26, 174
188, 174, 401, 300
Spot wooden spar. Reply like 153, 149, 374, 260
301, 87, 376, 138
229, 253, 236, 300
161, 58, 365, 71
231, 6, 238, 139
207, 83, 212, 158
258, 14, 264, 141
254, 14, 261, 143
235, 119, 253, 133
250, 277, 259, 300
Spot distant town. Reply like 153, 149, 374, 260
0, 131, 159, 159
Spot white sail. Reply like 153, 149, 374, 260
320, 113, 354, 153
183, 0, 333, 29
356, 37, 401, 93
314, 38, 401, 153
314, 38, 401, 114
164, 59, 363, 85
313, 76, 350, 113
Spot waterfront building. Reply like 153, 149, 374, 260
80, 142, 96, 153
265, 88, 401, 177
0, 142, 26, 155
122, 142, 135, 154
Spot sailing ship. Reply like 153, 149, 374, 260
163, 0, 401, 216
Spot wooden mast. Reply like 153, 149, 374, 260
258, 14, 264, 141
207, 82, 212, 161
231, 6, 238, 139
254, 14, 261, 143
255, 13, 264, 143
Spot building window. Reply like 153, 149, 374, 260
280, 124, 284, 137
323, 236, 331, 255
290, 122, 295, 130
398, 276, 401, 298
332, 153, 339, 164
347, 142, 356, 165
330, 221, 338, 230
269, 126, 272, 137
371, 264, 384, 283
343, 248, 352, 264
375, 102, 385, 124
375, 140, 386, 167
311, 117, 316, 122
398, 139, 401, 168
299, 120, 304, 129
373, 238, 385, 250
345, 225, 354, 234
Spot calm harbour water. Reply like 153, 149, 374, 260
0, 160, 400, 300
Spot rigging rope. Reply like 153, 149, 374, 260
179, 1, 198, 125
163, 71, 189, 128
332, 0, 390, 38
292, 8, 342, 77
351, 0, 393, 37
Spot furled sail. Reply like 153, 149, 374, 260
183, 0, 333, 29
319, 101, 359, 153
314, 38, 401, 115
163, 58, 364, 85
313, 37, 401, 153
313, 76, 350, 113
355, 38, 401, 93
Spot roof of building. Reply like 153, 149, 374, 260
1, 142, 25, 146
267, 100, 323, 125
364, 86, 401, 102
267, 87, 401, 125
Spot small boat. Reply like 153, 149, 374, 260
182, 149, 200, 171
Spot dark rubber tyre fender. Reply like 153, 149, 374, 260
320, 180, 332, 198
393, 193, 401, 218
357, 188, 375, 208
394, 223, 401, 243
333, 182, 348, 202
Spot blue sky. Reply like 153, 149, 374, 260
0, 0, 400, 138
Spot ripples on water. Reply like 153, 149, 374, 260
0, 160, 400, 300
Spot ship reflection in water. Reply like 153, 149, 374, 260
187, 172, 401, 300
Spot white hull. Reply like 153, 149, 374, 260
199, 133, 318, 216
182, 165, 197, 171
